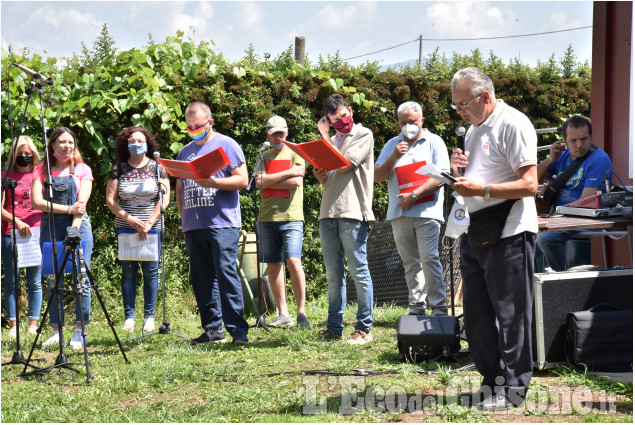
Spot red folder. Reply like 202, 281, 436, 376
395, 161, 433, 204
263, 159, 291, 198
281, 139, 350, 171
156, 147, 230, 179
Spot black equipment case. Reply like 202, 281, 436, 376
532, 268, 633, 369
397, 315, 460, 362
566, 304, 633, 371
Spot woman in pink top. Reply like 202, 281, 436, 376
1, 136, 43, 338
31, 127, 94, 350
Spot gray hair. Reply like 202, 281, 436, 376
451, 67, 496, 100
397, 101, 422, 118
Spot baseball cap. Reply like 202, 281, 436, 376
266, 116, 287, 134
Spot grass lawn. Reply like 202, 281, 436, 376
1, 290, 632, 423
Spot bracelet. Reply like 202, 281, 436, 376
67, 205, 71, 214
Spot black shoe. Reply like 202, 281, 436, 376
191, 328, 227, 345
232, 334, 249, 345
296, 313, 311, 328
476, 393, 516, 412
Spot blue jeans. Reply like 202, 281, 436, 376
2, 234, 43, 321
319, 218, 373, 336
257, 221, 304, 263
40, 214, 92, 327
184, 227, 248, 338
536, 231, 592, 272
121, 259, 159, 320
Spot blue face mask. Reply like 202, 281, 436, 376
128, 143, 147, 156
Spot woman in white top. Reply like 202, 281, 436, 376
105, 127, 169, 333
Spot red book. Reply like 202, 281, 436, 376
156, 147, 230, 179
263, 159, 291, 198
395, 161, 433, 204
281, 139, 351, 171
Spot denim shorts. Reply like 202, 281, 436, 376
257, 221, 303, 263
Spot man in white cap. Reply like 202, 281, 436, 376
255, 116, 310, 327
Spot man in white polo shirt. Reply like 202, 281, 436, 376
449, 67, 538, 412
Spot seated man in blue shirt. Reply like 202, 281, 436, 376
536, 115, 614, 271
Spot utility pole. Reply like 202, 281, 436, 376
418, 34, 423, 68
295, 36, 305, 64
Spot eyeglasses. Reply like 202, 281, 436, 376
128, 138, 146, 144
451, 94, 482, 111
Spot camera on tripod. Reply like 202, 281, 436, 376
64, 226, 81, 248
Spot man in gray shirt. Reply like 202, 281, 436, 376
313, 94, 375, 345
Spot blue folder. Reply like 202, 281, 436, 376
41, 240, 87, 275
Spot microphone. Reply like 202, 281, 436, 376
12, 63, 54, 85
259, 141, 271, 152
455, 125, 466, 175
152, 152, 166, 195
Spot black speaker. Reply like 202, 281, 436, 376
532, 268, 633, 369
397, 315, 460, 362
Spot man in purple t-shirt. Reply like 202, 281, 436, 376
176, 101, 249, 345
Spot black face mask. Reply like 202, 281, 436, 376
16, 156, 33, 167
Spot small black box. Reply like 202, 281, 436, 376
397, 315, 460, 362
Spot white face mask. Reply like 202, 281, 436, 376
401, 123, 420, 140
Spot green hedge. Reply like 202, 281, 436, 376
1, 36, 591, 299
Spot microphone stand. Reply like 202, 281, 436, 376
2, 76, 46, 369
248, 145, 270, 332
125, 156, 188, 341
19, 80, 75, 375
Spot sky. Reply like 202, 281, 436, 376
1, 1, 594, 68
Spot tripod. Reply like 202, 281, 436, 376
125, 158, 188, 342
1, 180, 39, 369
20, 230, 129, 383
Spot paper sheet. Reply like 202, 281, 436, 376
118, 231, 159, 261
16, 227, 42, 268
415, 163, 456, 185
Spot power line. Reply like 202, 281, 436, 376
342, 25, 593, 61
343, 38, 420, 61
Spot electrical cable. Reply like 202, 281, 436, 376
343, 25, 592, 61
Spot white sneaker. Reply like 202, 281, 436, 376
143, 318, 155, 332
69, 328, 86, 350
42, 331, 61, 348
122, 318, 135, 332
9, 327, 17, 338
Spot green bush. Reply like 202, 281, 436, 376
1, 35, 591, 300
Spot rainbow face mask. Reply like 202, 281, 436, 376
187, 124, 208, 141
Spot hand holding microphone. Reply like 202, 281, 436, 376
455, 126, 467, 175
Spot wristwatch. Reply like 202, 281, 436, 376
483, 184, 491, 201
411, 191, 419, 200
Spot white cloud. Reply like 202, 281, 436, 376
170, 1, 214, 35
426, 1, 517, 38
233, 1, 265, 30
13, 5, 103, 55
286, 1, 384, 58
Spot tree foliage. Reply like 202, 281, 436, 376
1, 30, 591, 299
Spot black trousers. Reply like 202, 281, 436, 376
461, 231, 536, 394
